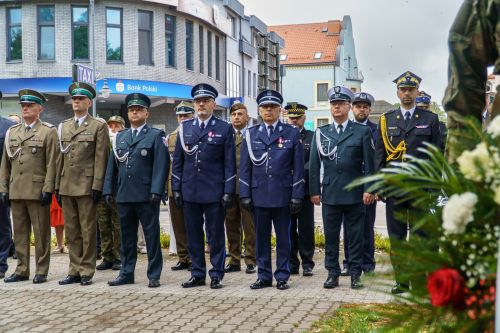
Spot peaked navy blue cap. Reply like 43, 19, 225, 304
393, 71, 422, 88
257, 90, 283, 106
285, 103, 308, 117
191, 83, 218, 100
352, 92, 375, 106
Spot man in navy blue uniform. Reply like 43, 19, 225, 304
310, 86, 375, 290
103, 93, 169, 288
172, 83, 236, 289
0, 90, 16, 279
239, 90, 305, 290
342, 92, 378, 276
286, 103, 315, 277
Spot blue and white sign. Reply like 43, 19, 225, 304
73, 64, 95, 85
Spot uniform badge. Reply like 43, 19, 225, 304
31, 148, 37, 154
141, 149, 148, 156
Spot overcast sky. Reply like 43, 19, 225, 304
240, 0, 462, 105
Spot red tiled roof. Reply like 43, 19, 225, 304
269, 21, 341, 65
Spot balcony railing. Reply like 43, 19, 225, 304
239, 39, 256, 58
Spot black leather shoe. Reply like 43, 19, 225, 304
224, 264, 241, 273
340, 267, 349, 276
351, 276, 363, 289
182, 276, 206, 288
59, 275, 81, 285
250, 279, 272, 289
33, 275, 47, 284
148, 279, 160, 288
80, 276, 93, 286
290, 267, 299, 275
276, 280, 289, 290
96, 260, 114, 270
303, 267, 314, 277
171, 261, 190, 271
323, 276, 339, 289
108, 275, 134, 286
210, 277, 222, 289
112, 262, 121, 270
245, 264, 256, 274
391, 283, 409, 294
4, 273, 29, 283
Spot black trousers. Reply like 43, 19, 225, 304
290, 196, 315, 270
322, 203, 365, 277
0, 203, 12, 274
343, 202, 376, 272
117, 202, 163, 280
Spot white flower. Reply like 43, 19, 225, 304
457, 142, 500, 183
442, 192, 478, 234
487, 115, 500, 138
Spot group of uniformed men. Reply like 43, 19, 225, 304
0, 69, 442, 293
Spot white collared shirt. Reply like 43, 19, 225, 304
199, 115, 213, 128
234, 126, 247, 137
263, 120, 279, 136
400, 106, 416, 120
24, 119, 38, 130
131, 123, 147, 135
333, 119, 349, 134
74, 114, 88, 127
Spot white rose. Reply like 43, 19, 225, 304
456, 143, 492, 182
442, 192, 478, 234
487, 116, 500, 138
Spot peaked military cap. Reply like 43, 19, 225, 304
416, 91, 431, 106
285, 103, 308, 118
18, 89, 47, 105
328, 86, 355, 103
230, 102, 247, 113
107, 115, 125, 127
191, 83, 218, 100
257, 90, 283, 106
126, 93, 151, 109
352, 92, 375, 106
175, 101, 195, 115
393, 71, 422, 88
69, 82, 96, 99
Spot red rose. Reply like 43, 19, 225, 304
427, 268, 466, 308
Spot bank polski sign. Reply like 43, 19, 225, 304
98, 79, 190, 98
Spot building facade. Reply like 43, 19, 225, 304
0, 0, 281, 131
270, 16, 362, 130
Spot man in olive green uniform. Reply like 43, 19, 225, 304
224, 102, 256, 274
56, 82, 109, 286
0, 89, 58, 284
96, 116, 125, 271
167, 102, 193, 271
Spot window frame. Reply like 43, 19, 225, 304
165, 14, 176, 68
207, 30, 212, 77
37, 5, 55, 61
315, 81, 331, 107
199, 25, 204, 74
105, 7, 123, 63
71, 5, 89, 61
185, 20, 194, 71
215, 36, 220, 81
138, 9, 153, 65
6, 7, 22, 62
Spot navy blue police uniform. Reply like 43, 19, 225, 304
171, 83, 236, 289
239, 90, 305, 290
103, 93, 169, 287
375, 72, 440, 293
285, 103, 315, 276
0, 93, 15, 278
343, 92, 378, 274
309, 87, 374, 289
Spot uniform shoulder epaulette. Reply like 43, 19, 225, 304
42, 121, 54, 128
248, 124, 260, 130
181, 118, 193, 124
383, 109, 398, 116
352, 122, 364, 127
150, 127, 162, 132
63, 117, 74, 123
9, 123, 22, 130
318, 123, 330, 129
416, 107, 435, 115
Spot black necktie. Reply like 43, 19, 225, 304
75, 119, 80, 129
25, 126, 30, 133
200, 122, 205, 131
132, 129, 138, 139
404, 111, 411, 128
338, 124, 344, 135
268, 125, 274, 138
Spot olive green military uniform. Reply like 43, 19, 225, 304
0, 120, 58, 277
56, 115, 109, 278
167, 127, 190, 265
224, 128, 256, 267
97, 199, 120, 264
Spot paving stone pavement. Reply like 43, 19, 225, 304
0, 251, 394, 333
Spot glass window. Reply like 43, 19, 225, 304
253, 73, 257, 97
226, 61, 240, 97
7, 7, 22, 61
317, 118, 329, 127
106, 8, 122, 62
72, 6, 89, 60
207, 31, 212, 77
228, 16, 236, 39
185, 20, 193, 70
199, 26, 204, 74
38, 6, 55, 60
215, 36, 220, 81
138, 10, 153, 65
317, 83, 329, 102
248, 70, 251, 96
165, 15, 176, 67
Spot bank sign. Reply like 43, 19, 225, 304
97, 79, 191, 98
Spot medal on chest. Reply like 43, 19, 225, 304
278, 137, 284, 148
208, 131, 213, 142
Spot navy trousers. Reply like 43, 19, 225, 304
290, 196, 315, 270
117, 202, 163, 280
183, 201, 226, 280
343, 201, 376, 272
0, 203, 11, 274
253, 206, 291, 282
